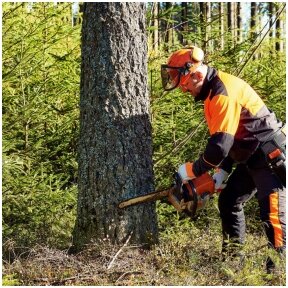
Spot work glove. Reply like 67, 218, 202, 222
212, 168, 229, 192
177, 162, 196, 183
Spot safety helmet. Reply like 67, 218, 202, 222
161, 46, 204, 91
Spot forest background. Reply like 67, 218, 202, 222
2, 1, 286, 286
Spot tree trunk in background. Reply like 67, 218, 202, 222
191, 2, 199, 46
250, 2, 257, 41
250, 2, 258, 59
179, 2, 188, 45
152, 2, 159, 51
275, 3, 284, 52
219, 2, 224, 50
206, 2, 211, 52
268, 2, 274, 40
72, 2, 158, 251
236, 2, 242, 43
227, 2, 236, 46
164, 2, 173, 46
199, 2, 206, 51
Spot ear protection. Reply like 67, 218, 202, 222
185, 46, 205, 63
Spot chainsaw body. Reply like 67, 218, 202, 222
118, 172, 215, 218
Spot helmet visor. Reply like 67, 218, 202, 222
161, 64, 190, 91
161, 65, 182, 91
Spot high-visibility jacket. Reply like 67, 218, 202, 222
193, 67, 282, 176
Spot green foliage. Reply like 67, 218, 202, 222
2, 2, 80, 249
2, 274, 21, 286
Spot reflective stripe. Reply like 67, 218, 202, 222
185, 162, 195, 178
202, 155, 218, 167
269, 192, 283, 248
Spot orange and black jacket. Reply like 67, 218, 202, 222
193, 67, 282, 176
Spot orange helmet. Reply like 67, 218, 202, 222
161, 46, 204, 91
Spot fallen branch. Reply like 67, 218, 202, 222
107, 231, 133, 270
115, 271, 143, 284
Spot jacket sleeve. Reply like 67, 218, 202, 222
193, 94, 240, 176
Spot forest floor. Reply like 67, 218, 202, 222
2, 230, 286, 286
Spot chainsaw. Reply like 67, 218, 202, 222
118, 172, 215, 218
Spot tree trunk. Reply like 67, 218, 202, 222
152, 2, 159, 51
236, 2, 242, 43
250, 2, 257, 41
219, 2, 224, 50
164, 2, 173, 45
206, 2, 211, 52
227, 2, 236, 46
275, 3, 284, 52
72, 2, 158, 251
179, 2, 188, 45
268, 2, 274, 40
199, 2, 206, 51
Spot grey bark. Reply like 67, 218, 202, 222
227, 2, 236, 45
236, 3, 242, 43
152, 2, 159, 50
250, 2, 257, 41
206, 2, 211, 51
199, 2, 206, 51
275, 3, 284, 52
219, 2, 224, 50
268, 2, 274, 39
179, 2, 188, 45
72, 2, 158, 251
164, 2, 173, 45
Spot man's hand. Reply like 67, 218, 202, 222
177, 162, 196, 183
212, 168, 229, 192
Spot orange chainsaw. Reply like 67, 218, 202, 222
118, 172, 215, 218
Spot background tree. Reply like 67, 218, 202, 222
250, 2, 257, 41
179, 2, 188, 45
152, 2, 159, 51
72, 2, 158, 250
218, 2, 225, 50
227, 2, 236, 47
236, 3, 242, 44
164, 2, 174, 47
275, 3, 284, 52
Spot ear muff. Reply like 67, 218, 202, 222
185, 46, 204, 62
191, 46, 204, 62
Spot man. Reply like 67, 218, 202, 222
161, 46, 286, 271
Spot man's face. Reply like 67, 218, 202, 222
179, 73, 203, 97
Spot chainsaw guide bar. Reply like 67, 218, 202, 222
118, 187, 175, 209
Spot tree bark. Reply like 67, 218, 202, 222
250, 2, 257, 41
199, 2, 206, 51
72, 2, 158, 251
227, 2, 236, 46
236, 3, 242, 43
179, 2, 188, 45
152, 2, 159, 51
268, 2, 274, 39
275, 3, 284, 52
164, 2, 173, 45
206, 2, 211, 51
219, 2, 224, 50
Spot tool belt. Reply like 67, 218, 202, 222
260, 125, 286, 186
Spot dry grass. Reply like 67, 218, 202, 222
2, 229, 286, 286
2, 200, 286, 285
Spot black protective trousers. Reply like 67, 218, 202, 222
218, 153, 286, 252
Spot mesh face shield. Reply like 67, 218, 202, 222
161, 47, 205, 92
161, 64, 190, 91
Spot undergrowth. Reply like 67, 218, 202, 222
2, 198, 286, 286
